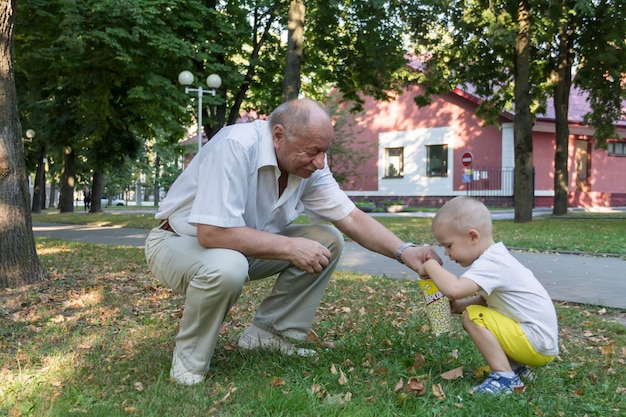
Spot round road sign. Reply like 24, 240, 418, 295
461, 152, 473, 167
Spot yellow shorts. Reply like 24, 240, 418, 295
466, 305, 555, 366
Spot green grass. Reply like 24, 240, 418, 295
1, 239, 625, 416
32, 209, 626, 256
33, 208, 159, 229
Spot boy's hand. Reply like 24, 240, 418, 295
418, 263, 430, 279
418, 257, 441, 279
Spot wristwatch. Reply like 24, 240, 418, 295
395, 242, 416, 264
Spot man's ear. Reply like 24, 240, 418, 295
273, 124, 285, 146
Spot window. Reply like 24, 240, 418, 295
608, 141, 626, 156
426, 144, 448, 177
576, 139, 591, 192
384, 147, 404, 178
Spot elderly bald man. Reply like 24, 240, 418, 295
145, 98, 441, 385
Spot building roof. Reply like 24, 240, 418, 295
408, 56, 626, 129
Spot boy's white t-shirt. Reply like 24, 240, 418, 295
462, 242, 559, 356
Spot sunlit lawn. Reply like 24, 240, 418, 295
1, 239, 625, 416
32, 209, 626, 256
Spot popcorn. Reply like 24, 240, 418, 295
419, 279, 453, 335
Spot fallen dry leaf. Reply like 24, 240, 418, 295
600, 343, 615, 357
270, 376, 285, 387
373, 367, 388, 376
407, 377, 426, 396
513, 385, 527, 394
473, 365, 491, 378
323, 393, 345, 405
394, 378, 404, 393
311, 384, 323, 396
432, 383, 446, 400
412, 353, 425, 370
338, 369, 348, 385
441, 366, 464, 381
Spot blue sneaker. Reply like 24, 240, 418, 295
470, 372, 525, 394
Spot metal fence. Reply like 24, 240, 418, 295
463, 166, 514, 197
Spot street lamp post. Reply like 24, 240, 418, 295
24, 129, 35, 143
178, 71, 222, 153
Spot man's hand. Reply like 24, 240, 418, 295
288, 237, 332, 274
403, 246, 443, 272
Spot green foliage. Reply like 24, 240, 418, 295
15, 0, 458, 203
402, 0, 542, 125
14, 0, 224, 191
575, 0, 626, 142
403, 0, 626, 143
304, 0, 413, 110
14, 0, 626, 197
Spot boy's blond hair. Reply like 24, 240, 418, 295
432, 196, 492, 236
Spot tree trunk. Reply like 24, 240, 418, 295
39, 155, 47, 210
552, 2, 574, 216
513, 0, 534, 223
31, 145, 46, 213
59, 146, 76, 213
0, 0, 46, 288
282, 0, 305, 102
154, 154, 160, 206
49, 179, 57, 209
91, 170, 104, 212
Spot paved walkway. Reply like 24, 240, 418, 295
33, 214, 626, 310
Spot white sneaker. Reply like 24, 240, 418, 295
238, 325, 318, 357
170, 348, 204, 386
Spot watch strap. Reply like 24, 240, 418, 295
395, 242, 416, 264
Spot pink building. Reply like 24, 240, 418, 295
341, 84, 626, 208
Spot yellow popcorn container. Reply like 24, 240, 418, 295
418, 279, 453, 335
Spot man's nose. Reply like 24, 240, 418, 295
312, 153, 325, 169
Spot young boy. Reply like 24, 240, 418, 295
419, 196, 559, 394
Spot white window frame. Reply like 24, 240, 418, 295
384, 147, 404, 178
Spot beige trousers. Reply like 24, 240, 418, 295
144, 224, 344, 375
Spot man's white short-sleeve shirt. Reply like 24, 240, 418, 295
156, 120, 355, 236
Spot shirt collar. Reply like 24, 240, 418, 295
258, 121, 277, 170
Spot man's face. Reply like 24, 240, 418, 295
273, 124, 332, 178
